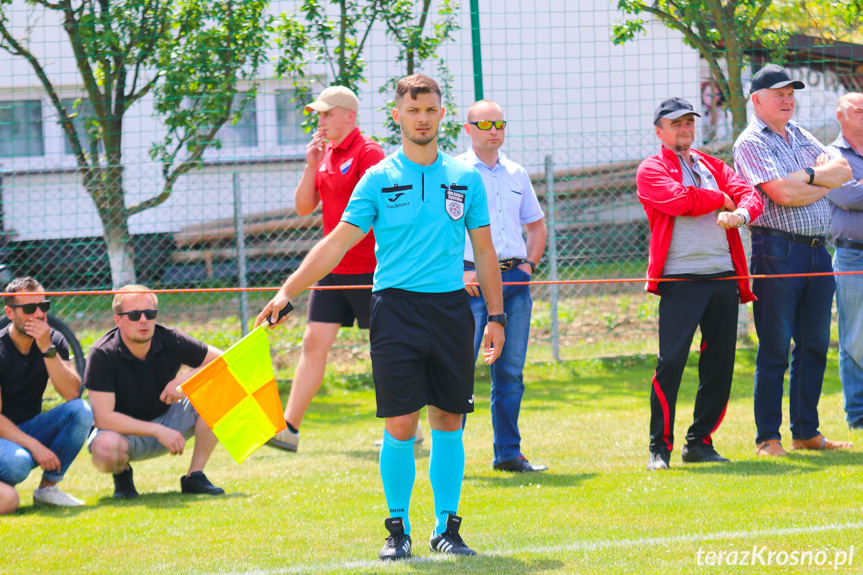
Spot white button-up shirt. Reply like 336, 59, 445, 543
457, 147, 544, 262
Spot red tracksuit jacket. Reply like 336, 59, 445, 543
636, 146, 763, 303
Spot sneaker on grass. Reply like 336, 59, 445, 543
379, 517, 412, 561
180, 471, 224, 495
33, 486, 84, 507
429, 514, 476, 556
267, 425, 299, 452
113, 465, 138, 499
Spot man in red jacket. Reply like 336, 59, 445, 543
637, 97, 762, 471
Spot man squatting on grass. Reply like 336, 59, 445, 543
637, 98, 763, 471
267, 85, 388, 453
256, 74, 505, 561
86, 285, 225, 498
733, 64, 853, 456
0, 276, 92, 513
826, 92, 863, 431
458, 99, 549, 473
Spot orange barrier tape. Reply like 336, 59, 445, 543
2, 270, 862, 297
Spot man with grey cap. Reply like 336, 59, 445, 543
637, 97, 762, 471
827, 92, 863, 430
267, 85, 385, 453
733, 64, 853, 457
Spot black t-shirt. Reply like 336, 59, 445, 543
0, 325, 71, 425
84, 324, 209, 422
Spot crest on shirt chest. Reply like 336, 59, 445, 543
442, 184, 467, 221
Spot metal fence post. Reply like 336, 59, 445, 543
545, 155, 560, 362
469, 0, 484, 101
233, 172, 250, 336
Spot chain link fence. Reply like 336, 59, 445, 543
0, 0, 854, 367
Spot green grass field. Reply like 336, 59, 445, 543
2, 348, 862, 574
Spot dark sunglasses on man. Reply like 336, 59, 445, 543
468, 120, 507, 130
117, 309, 158, 321
8, 301, 51, 314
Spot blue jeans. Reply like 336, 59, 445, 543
834, 246, 863, 426
0, 399, 93, 486
468, 266, 532, 465
751, 234, 834, 444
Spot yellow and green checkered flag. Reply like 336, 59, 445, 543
181, 326, 286, 463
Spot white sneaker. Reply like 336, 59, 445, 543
33, 486, 84, 507
267, 425, 299, 452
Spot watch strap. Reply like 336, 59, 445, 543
487, 313, 508, 327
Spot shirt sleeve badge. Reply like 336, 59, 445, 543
443, 184, 466, 220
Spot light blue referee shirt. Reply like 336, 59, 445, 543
733, 116, 836, 236
342, 146, 490, 293
456, 147, 544, 262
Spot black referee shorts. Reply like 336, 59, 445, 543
370, 289, 476, 418
306, 272, 373, 328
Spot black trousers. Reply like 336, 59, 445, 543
649, 274, 739, 453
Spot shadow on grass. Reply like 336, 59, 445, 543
680, 451, 863, 476
678, 460, 815, 476
93, 491, 248, 507
16, 503, 91, 517
466, 471, 597, 488
402, 556, 564, 573
345, 448, 381, 463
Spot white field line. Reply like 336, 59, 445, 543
213, 521, 863, 575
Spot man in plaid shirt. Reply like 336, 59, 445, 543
733, 64, 853, 457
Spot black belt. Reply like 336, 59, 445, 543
463, 258, 523, 272
750, 226, 826, 247
836, 238, 863, 251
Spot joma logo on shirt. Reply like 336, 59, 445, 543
388, 192, 405, 202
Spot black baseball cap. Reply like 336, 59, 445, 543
653, 97, 701, 125
749, 64, 805, 94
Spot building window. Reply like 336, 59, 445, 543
275, 91, 310, 145
219, 93, 258, 148
61, 98, 102, 155
0, 100, 44, 157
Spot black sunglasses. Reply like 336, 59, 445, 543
118, 309, 158, 321
468, 120, 506, 130
8, 301, 51, 314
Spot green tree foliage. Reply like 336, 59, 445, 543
611, 0, 785, 140
377, 0, 461, 150
766, 0, 863, 44
274, 0, 460, 150
0, 0, 270, 287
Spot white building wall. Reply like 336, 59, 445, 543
0, 0, 702, 240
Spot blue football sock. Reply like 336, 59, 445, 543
429, 428, 465, 535
379, 429, 416, 534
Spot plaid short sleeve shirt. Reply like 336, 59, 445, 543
732, 116, 833, 236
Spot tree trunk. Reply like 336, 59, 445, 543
88, 166, 137, 288
105, 224, 137, 289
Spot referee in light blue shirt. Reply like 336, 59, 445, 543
732, 64, 853, 456
256, 75, 505, 561
457, 100, 548, 473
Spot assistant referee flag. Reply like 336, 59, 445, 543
181, 326, 286, 463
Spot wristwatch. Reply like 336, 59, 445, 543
42, 346, 57, 359
805, 167, 815, 185
488, 313, 508, 327
524, 260, 537, 274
